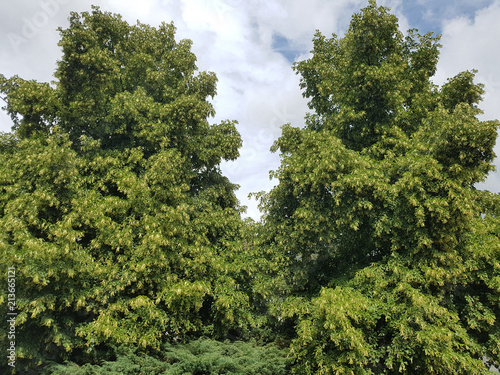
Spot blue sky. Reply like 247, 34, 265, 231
272, 33, 300, 64
1, 0, 499, 219
270, 1, 496, 63
402, 0, 494, 34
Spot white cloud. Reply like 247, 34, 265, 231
105, 0, 156, 21
0, 0, 94, 132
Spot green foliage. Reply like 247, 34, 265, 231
260, 1, 500, 373
1, 2, 499, 374
44, 339, 287, 375
293, 1, 441, 150
0, 7, 263, 373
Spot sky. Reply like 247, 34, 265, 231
1, 0, 499, 220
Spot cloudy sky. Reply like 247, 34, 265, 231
1, 0, 499, 219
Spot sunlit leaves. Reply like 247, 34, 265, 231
0, 6, 251, 373
261, 1, 500, 373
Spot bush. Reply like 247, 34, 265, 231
44, 339, 287, 375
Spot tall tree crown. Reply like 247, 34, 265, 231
261, 2, 499, 373
0, 8, 255, 372
294, 1, 444, 150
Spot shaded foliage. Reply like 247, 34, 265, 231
44, 339, 287, 375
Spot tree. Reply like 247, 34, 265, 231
259, 1, 500, 373
0, 7, 258, 373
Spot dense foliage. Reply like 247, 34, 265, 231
0, 2, 499, 374
259, 1, 500, 373
0, 7, 264, 374
45, 339, 287, 375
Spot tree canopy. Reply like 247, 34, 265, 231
0, 6, 264, 373
259, 1, 500, 373
0, 2, 499, 374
